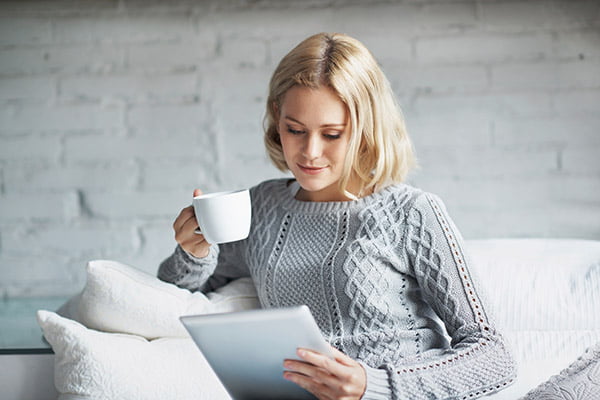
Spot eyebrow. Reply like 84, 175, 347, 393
284, 116, 346, 128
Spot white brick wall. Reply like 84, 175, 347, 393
0, 0, 599, 298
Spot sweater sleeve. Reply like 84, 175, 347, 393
364, 192, 516, 400
158, 238, 251, 293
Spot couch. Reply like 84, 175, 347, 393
5, 238, 600, 399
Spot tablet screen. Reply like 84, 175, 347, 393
181, 305, 331, 400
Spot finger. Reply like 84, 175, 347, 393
193, 188, 203, 197
179, 232, 210, 258
173, 206, 196, 233
174, 212, 200, 244
283, 370, 334, 400
328, 345, 357, 366
296, 348, 347, 377
283, 359, 332, 383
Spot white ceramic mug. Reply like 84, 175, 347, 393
192, 189, 251, 244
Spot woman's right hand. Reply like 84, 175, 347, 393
173, 189, 211, 258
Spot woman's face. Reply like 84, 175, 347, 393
277, 85, 353, 202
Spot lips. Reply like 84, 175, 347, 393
298, 164, 327, 175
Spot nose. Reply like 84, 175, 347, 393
302, 133, 322, 161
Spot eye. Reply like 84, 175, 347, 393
287, 126, 305, 135
324, 131, 342, 140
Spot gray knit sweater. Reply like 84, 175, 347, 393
158, 178, 516, 399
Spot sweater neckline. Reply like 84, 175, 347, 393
273, 179, 403, 214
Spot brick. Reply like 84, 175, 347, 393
0, 103, 123, 132
0, 17, 52, 46
83, 189, 190, 219
203, 8, 336, 40
555, 30, 600, 61
52, 15, 197, 44
220, 38, 267, 68
0, 48, 47, 76
415, 144, 559, 179
391, 64, 488, 93
554, 90, 600, 116
492, 61, 600, 90
0, 191, 79, 221
480, 0, 599, 30
60, 72, 198, 100
0, 76, 55, 100
0, 135, 61, 161
461, 203, 600, 240
331, 4, 421, 36
127, 40, 216, 71
561, 146, 600, 174
409, 112, 491, 148
557, 62, 600, 89
64, 130, 216, 162
219, 120, 267, 159
413, 92, 555, 118
550, 176, 600, 203
0, 254, 72, 286
140, 160, 219, 192
417, 2, 477, 31
4, 161, 139, 193
493, 117, 600, 146
356, 35, 413, 66
2, 224, 139, 256
416, 33, 553, 64
201, 67, 270, 106
220, 154, 283, 190
491, 63, 558, 90
481, 1, 600, 30
128, 103, 209, 132
480, 1, 555, 30
0, 45, 126, 75
119, 222, 176, 275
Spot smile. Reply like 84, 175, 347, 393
298, 164, 327, 175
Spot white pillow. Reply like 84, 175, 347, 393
37, 310, 231, 400
58, 260, 261, 339
466, 239, 600, 332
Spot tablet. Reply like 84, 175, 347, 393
180, 305, 332, 400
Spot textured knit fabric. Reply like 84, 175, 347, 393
158, 178, 517, 399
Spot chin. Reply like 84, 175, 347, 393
297, 178, 339, 196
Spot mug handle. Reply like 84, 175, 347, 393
194, 228, 203, 235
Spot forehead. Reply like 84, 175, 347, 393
280, 85, 347, 124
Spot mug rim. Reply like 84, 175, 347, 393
193, 188, 249, 200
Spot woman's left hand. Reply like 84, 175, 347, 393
283, 345, 367, 400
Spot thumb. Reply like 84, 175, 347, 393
193, 188, 203, 197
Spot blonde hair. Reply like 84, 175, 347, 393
264, 32, 416, 197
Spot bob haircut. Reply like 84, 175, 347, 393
264, 32, 416, 198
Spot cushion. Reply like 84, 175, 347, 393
466, 239, 600, 332
465, 239, 600, 399
521, 341, 600, 399
57, 260, 260, 339
37, 310, 231, 400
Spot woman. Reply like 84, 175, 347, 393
159, 33, 516, 400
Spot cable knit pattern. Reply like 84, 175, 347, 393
158, 178, 516, 399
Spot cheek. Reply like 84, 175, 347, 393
331, 140, 351, 163
278, 133, 295, 160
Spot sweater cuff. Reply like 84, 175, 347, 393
177, 243, 219, 266
360, 363, 392, 400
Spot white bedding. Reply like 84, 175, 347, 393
30, 239, 600, 400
